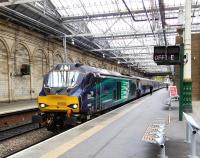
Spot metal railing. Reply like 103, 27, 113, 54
183, 112, 200, 158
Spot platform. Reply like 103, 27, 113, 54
9, 89, 200, 158
0, 100, 38, 115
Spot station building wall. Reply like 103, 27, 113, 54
191, 34, 200, 101
0, 20, 143, 102
175, 33, 200, 101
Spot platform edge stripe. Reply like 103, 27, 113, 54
41, 99, 148, 158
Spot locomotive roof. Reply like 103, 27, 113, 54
53, 63, 122, 76
52, 63, 162, 83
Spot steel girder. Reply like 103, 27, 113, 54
62, 5, 200, 21
0, 0, 44, 6
2, 1, 187, 75
62, 31, 177, 39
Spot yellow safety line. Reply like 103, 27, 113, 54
41, 99, 147, 158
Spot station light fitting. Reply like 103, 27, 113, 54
72, 38, 75, 45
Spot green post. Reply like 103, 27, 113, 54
182, 81, 192, 112
179, 45, 184, 121
179, 46, 192, 121
179, 0, 193, 120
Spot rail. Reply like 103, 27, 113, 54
0, 122, 40, 141
183, 112, 200, 158
142, 118, 169, 158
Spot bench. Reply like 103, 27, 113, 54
142, 118, 169, 158
183, 112, 200, 158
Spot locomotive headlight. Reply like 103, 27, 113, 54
72, 104, 78, 109
40, 103, 46, 108
68, 104, 78, 109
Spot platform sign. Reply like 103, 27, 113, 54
169, 86, 178, 97
153, 46, 166, 64
166, 46, 180, 63
153, 46, 181, 65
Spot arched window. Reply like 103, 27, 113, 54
12, 43, 31, 99
0, 39, 9, 101
32, 49, 48, 98
53, 53, 63, 65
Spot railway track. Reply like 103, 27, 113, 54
0, 109, 40, 141
0, 122, 41, 141
0, 109, 55, 158
0, 127, 55, 158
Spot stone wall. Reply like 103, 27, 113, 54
191, 34, 200, 100
0, 20, 143, 102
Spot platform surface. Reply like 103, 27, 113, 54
0, 100, 37, 115
9, 89, 200, 158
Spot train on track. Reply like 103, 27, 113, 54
33, 63, 165, 131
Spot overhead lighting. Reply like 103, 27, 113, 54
72, 38, 75, 45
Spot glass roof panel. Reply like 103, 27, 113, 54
49, 0, 200, 74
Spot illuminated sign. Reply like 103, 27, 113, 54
154, 46, 181, 65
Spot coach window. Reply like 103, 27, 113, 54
102, 84, 110, 94
130, 81, 136, 95
117, 81, 121, 99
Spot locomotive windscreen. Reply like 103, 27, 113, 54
40, 64, 91, 95
45, 70, 85, 89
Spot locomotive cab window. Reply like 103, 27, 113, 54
45, 70, 85, 88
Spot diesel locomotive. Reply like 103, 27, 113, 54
34, 63, 163, 130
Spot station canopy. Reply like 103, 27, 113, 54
1, 0, 200, 75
